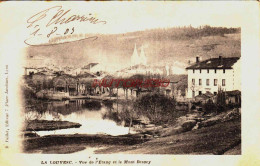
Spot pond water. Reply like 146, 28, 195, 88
27, 99, 133, 136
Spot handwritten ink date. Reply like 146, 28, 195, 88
30, 25, 74, 38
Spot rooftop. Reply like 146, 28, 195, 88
82, 63, 99, 69
186, 57, 240, 69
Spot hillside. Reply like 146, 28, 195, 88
26, 26, 241, 69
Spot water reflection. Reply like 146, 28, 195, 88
27, 99, 133, 136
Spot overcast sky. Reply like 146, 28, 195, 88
0, 1, 250, 69
0, 1, 245, 36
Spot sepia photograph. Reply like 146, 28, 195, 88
21, 4, 241, 155
0, 1, 259, 166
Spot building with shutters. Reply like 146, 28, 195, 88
186, 56, 240, 98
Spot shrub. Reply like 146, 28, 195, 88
216, 104, 227, 113
135, 93, 177, 125
191, 105, 196, 110
203, 100, 217, 113
203, 101, 227, 114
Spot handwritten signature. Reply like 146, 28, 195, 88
27, 6, 107, 28
25, 6, 107, 46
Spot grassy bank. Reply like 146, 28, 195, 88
97, 118, 241, 154
25, 120, 81, 131
23, 118, 240, 154
23, 134, 149, 153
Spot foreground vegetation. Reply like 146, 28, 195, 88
23, 117, 240, 154
22, 87, 241, 154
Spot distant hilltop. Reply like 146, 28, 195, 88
26, 26, 240, 69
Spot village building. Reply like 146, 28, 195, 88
81, 63, 99, 74
31, 72, 55, 85
194, 91, 215, 104
159, 75, 188, 101
53, 75, 78, 96
63, 66, 81, 76
225, 90, 241, 105
186, 56, 241, 98
76, 73, 97, 95
24, 67, 38, 76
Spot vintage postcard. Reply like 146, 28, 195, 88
0, 1, 259, 166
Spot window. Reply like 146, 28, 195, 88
206, 79, 210, 86
199, 91, 202, 95
207, 69, 209, 73
193, 69, 195, 73
222, 79, 226, 86
215, 69, 217, 73
214, 79, 218, 86
214, 92, 217, 95
192, 79, 195, 85
199, 79, 202, 85
223, 69, 225, 73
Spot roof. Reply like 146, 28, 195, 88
204, 91, 214, 97
186, 57, 240, 69
195, 92, 215, 100
226, 90, 241, 96
82, 63, 99, 69
195, 94, 211, 100
24, 67, 38, 69
76, 72, 96, 78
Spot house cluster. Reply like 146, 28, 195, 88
24, 44, 241, 105
24, 63, 103, 77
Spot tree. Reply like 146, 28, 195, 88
120, 102, 136, 134
23, 99, 47, 136
203, 87, 227, 114
135, 93, 176, 125
216, 87, 227, 112
42, 78, 48, 90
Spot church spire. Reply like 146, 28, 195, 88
131, 43, 139, 66
140, 45, 147, 65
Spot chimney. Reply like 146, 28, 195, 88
196, 56, 200, 63
219, 56, 223, 64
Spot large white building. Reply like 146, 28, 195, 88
186, 56, 241, 98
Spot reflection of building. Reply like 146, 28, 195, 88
186, 56, 240, 98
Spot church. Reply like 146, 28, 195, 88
130, 44, 147, 67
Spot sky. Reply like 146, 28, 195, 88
0, 1, 250, 69
0, 1, 245, 36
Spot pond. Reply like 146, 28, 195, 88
26, 99, 134, 136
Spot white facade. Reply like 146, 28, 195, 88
187, 59, 241, 98
24, 67, 38, 75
